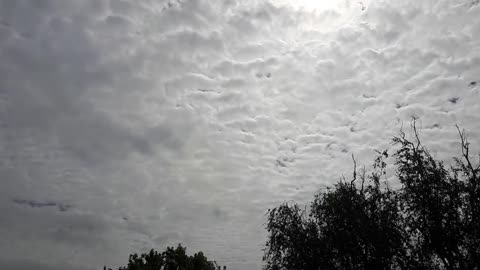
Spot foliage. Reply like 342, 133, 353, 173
105, 244, 225, 270
264, 118, 480, 270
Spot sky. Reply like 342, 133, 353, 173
1, 0, 480, 269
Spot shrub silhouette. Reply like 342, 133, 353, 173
105, 244, 225, 270
264, 118, 480, 270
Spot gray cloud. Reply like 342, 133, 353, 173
12, 198, 73, 212
0, 259, 94, 270
1, 0, 480, 270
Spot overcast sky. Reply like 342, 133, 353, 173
1, 0, 480, 269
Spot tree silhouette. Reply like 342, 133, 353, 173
393, 119, 480, 269
264, 153, 405, 270
264, 118, 480, 270
106, 244, 225, 270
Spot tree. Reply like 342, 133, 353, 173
106, 244, 223, 270
264, 153, 405, 270
264, 118, 480, 270
393, 119, 480, 269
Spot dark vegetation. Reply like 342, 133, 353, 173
264, 118, 480, 270
105, 244, 226, 270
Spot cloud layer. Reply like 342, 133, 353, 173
1, 0, 479, 269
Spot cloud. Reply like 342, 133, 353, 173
1, 0, 480, 269
12, 198, 73, 212
0, 259, 94, 270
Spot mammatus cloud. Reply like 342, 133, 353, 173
0, 0, 479, 269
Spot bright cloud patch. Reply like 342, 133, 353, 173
0, 0, 479, 269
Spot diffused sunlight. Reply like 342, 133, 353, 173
275, 0, 344, 11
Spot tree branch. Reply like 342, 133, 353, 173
351, 154, 357, 187
456, 124, 478, 181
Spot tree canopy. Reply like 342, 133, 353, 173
105, 244, 226, 270
264, 119, 480, 270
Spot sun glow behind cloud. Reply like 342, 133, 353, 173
278, 0, 343, 11
272, 0, 368, 32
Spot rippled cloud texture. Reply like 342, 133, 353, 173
1, 0, 480, 269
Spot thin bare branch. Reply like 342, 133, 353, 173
360, 165, 366, 194
456, 124, 478, 181
411, 116, 422, 151
351, 154, 357, 187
